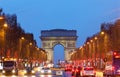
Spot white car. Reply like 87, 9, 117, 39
40, 67, 52, 74
81, 66, 96, 77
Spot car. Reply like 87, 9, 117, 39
81, 66, 96, 77
71, 66, 82, 77
40, 67, 52, 74
24, 67, 38, 75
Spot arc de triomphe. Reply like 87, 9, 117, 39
40, 29, 77, 62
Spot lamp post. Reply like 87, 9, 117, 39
96, 31, 105, 69
100, 31, 109, 69
19, 37, 25, 59
94, 36, 98, 69
26, 42, 32, 60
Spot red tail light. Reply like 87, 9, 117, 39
76, 69, 79, 72
87, 67, 90, 70
72, 69, 75, 72
112, 66, 115, 70
113, 52, 117, 56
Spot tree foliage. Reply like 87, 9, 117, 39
5, 14, 25, 51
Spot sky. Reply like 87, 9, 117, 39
0, 0, 120, 62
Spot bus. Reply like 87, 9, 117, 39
2, 58, 18, 75
103, 51, 120, 76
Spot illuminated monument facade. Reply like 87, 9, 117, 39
40, 29, 77, 62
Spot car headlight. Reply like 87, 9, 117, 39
24, 70, 27, 74
41, 70, 44, 73
2, 70, 5, 73
12, 70, 16, 73
31, 70, 35, 74
37, 69, 40, 71
48, 70, 51, 73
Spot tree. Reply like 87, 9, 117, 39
5, 14, 25, 57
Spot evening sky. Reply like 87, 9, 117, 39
0, 0, 120, 62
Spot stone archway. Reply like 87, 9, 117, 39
40, 29, 77, 62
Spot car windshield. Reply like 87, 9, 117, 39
3, 61, 15, 67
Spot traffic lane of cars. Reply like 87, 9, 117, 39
1, 67, 63, 76
34, 66, 102, 77
17, 66, 41, 76
17, 66, 103, 77
65, 65, 97, 77
0, 66, 101, 77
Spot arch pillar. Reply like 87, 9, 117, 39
44, 48, 53, 62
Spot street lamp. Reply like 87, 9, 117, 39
19, 37, 25, 59
94, 37, 98, 40
94, 36, 98, 68
87, 42, 89, 45
0, 16, 4, 20
29, 42, 32, 46
21, 36, 25, 41
90, 40, 93, 43
3, 23, 8, 28
101, 31, 105, 35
